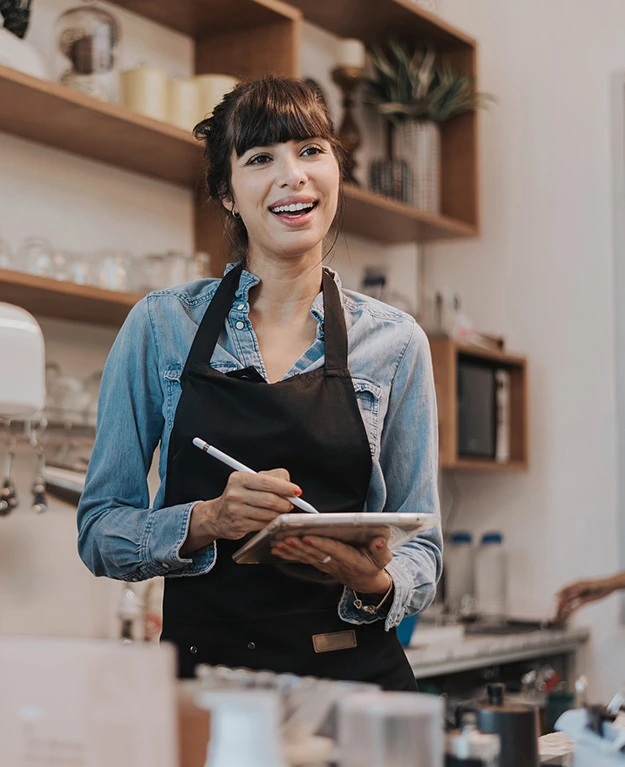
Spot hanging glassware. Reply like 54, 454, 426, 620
56, 1, 121, 102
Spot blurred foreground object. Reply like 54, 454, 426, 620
0, 637, 178, 766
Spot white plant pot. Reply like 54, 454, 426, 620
395, 119, 441, 213
0, 25, 48, 79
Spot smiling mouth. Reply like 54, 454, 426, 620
269, 201, 319, 219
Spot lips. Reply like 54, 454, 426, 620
268, 197, 319, 220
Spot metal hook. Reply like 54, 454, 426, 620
0, 418, 19, 516
29, 416, 48, 514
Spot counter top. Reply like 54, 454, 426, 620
405, 627, 590, 679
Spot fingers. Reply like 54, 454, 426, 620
367, 537, 393, 569
224, 476, 295, 514
236, 470, 301, 500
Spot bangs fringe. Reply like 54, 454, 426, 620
229, 79, 334, 157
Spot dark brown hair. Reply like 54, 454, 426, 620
194, 76, 346, 263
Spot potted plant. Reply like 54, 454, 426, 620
0, 0, 48, 79
365, 40, 492, 212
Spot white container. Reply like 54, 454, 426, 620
445, 531, 475, 617
475, 532, 507, 625
395, 119, 441, 212
338, 692, 444, 767
196, 689, 287, 767
0, 303, 45, 417
120, 66, 168, 121
195, 73, 239, 121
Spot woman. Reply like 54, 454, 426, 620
77, 77, 441, 691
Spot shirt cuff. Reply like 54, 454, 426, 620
337, 556, 430, 630
140, 501, 216, 578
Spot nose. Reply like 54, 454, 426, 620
277, 151, 307, 189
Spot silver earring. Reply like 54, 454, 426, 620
232, 210, 241, 219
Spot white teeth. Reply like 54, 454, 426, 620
271, 201, 316, 214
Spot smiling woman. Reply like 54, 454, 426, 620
77, 77, 442, 691
194, 77, 346, 266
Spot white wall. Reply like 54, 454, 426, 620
0, 5, 415, 641
427, 0, 625, 699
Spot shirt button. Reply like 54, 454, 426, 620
247, 642, 256, 650
235, 321, 245, 330
237, 303, 245, 310
190, 646, 198, 654
161, 562, 170, 569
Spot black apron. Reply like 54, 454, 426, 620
161, 264, 416, 691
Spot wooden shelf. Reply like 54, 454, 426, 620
0, 65, 201, 188
108, 0, 301, 39
0, 270, 141, 327
343, 185, 477, 243
282, 0, 475, 48
430, 338, 528, 472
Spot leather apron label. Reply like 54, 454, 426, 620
312, 630, 357, 653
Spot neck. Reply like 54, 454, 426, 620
246, 250, 324, 324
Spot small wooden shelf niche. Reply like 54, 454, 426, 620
430, 338, 528, 471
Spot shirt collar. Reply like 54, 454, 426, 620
224, 262, 343, 326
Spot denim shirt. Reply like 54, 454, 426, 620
77, 265, 442, 632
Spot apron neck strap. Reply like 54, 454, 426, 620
185, 263, 348, 372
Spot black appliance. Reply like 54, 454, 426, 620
457, 359, 497, 459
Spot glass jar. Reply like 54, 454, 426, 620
19, 236, 55, 277
90, 250, 133, 291
56, 2, 120, 102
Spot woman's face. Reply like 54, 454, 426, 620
226, 138, 340, 262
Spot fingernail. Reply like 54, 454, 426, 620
303, 538, 313, 545
290, 503, 294, 511
279, 544, 287, 551
375, 539, 385, 549
288, 540, 297, 548
294, 488, 303, 496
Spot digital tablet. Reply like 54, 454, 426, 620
232, 512, 439, 565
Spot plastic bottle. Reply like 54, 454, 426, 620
474, 532, 507, 625
445, 531, 475, 618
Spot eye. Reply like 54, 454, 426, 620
247, 153, 272, 166
301, 144, 325, 157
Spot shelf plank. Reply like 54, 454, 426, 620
108, 0, 301, 38
281, 0, 475, 47
343, 185, 478, 243
451, 458, 528, 472
0, 270, 141, 327
0, 64, 201, 188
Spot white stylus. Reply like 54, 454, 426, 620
192, 437, 319, 514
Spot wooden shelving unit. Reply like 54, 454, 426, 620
343, 185, 476, 243
0, 64, 201, 187
430, 338, 528, 472
0, 0, 481, 321
0, 269, 141, 327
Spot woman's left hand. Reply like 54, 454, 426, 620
270, 535, 393, 594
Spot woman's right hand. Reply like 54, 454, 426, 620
181, 469, 301, 553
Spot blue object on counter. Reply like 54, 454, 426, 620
396, 613, 420, 646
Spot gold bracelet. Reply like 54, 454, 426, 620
352, 570, 393, 615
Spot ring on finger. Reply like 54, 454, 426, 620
318, 555, 332, 564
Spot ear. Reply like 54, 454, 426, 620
221, 195, 234, 215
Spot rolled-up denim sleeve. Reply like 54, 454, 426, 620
339, 321, 442, 629
77, 298, 216, 581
